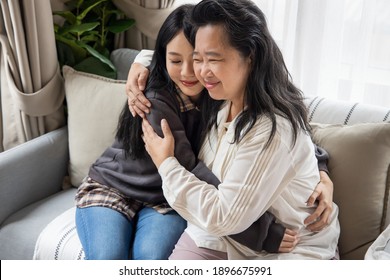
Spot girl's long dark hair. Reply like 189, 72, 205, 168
116, 4, 195, 159
191, 0, 310, 148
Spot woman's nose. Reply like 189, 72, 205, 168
199, 63, 211, 78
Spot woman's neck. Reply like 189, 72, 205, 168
227, 99, 244, 122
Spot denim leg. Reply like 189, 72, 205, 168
75, 206, 134, 260
132, 207, 187, 260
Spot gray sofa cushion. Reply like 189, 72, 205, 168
110, 48, 140, 80
0, 188, 76, 260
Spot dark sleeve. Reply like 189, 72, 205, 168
191, 161, 285, 253
229, 213, 285, 253
314, 144, 329, 174
146, 96, 197, 171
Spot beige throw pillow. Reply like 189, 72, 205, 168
310, 122, 390, 259
63, 66, 127, 187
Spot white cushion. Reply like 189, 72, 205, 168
33, 207, 84, 260
310, 122, 390, 259
64, 66, 127, 187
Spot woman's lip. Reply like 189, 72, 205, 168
204, 81, 219, 90
181, 80, 198, 87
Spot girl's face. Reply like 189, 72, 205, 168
193, 24, 251, 109
166, 31, 203, 100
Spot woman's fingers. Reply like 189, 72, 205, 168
278, 229, 299, 253
142, 119, 175, 168
126, 63, 151, 117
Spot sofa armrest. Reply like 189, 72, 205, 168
0, 126, 69, 224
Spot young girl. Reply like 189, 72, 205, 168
75, 4, 295, 260
142, 0, 340, 260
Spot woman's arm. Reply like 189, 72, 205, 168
144, 118, 294, 252
192, 160, 293, 253
143, 117, 296, 236
126, 50, 152, 118
133, 50, 334, 232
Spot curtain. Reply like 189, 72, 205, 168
254, 0, 390, 107
113, 0, 178, 50
0, 0, 65, 152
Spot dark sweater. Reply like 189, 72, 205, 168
89, 89, 202, 204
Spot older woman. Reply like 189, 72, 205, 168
142, 0, 340, 260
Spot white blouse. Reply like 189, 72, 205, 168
159, 102, 340, 259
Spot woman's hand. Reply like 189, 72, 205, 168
278, 229, 299, 253
142, 118, 175, 168
126, 62, 151, 118
304, 171, 334, 232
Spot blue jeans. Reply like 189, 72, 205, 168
75, 206, 186, 260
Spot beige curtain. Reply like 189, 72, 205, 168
113, 0, 177, 50
0, 0, 65, 152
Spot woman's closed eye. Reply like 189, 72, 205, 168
193, 58, 202, 63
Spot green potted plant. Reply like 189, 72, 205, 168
53, 0, 135, 78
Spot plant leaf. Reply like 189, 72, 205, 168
77, 41, 115, 71
104, 9, 123, 17
55, 34, 87, 62
53, 10, 77, 25
80, 33, 99, 43
74, 56, 117, 79
60, 22, 100, 36
77, 0, 107, 21
56, 41, 76, 67
107, 19, 136, 33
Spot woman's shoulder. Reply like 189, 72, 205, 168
245, 115, 300, 144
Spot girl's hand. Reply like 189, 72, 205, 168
142, 118, 175, 168
278, 229, 299, 253
304, 171, 334, 232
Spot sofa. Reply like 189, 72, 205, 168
0, 48, 389, 260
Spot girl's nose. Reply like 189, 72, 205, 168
182, 62, 194, 77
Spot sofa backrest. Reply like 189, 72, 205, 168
305, 95, 389, 124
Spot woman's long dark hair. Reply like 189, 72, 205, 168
116, 4, 195, 159
191, 0, 310, 148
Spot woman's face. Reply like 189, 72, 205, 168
166, 31, 203, 100
193, 24, 251, 108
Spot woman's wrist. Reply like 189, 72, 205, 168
158, 156, 177, 175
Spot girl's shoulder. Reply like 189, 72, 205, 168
145, 89, 177, 103
144, 89, 181, 112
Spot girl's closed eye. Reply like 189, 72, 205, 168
170, 60, 182, 64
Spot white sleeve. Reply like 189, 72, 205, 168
133, 50, 154, 67
159, 123, 297, 237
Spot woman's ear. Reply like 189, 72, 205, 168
247, 54, 253, 69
